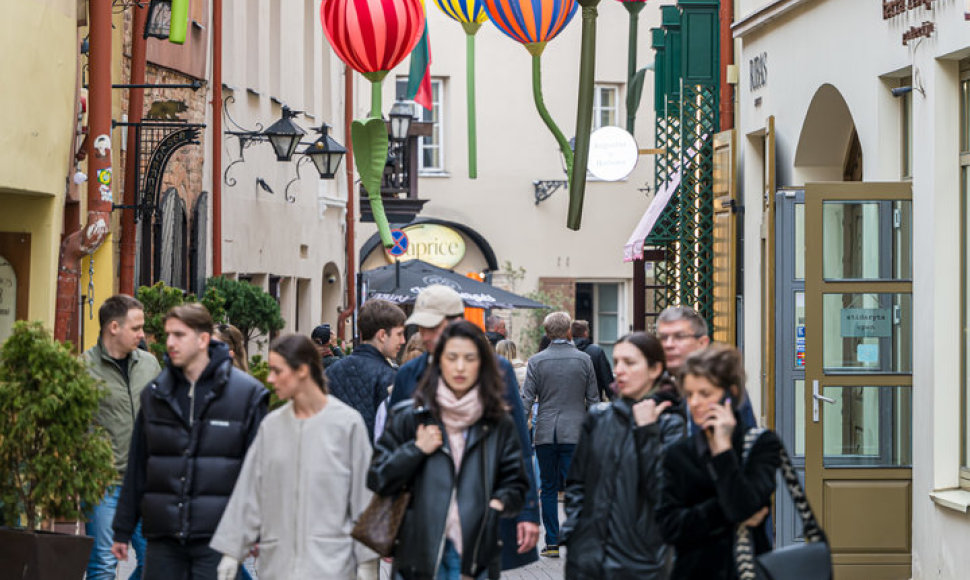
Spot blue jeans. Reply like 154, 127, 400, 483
436, 540, 462, 580
85, 485, 146, 580
535, 443, 576, 546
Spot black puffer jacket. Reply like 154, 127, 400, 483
325, 343, 396, 442
561, 398, 685, 580
368, 402, 529, 580
113, 341, 268, 543
574, 338, 614, 401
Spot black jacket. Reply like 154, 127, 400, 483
113, 341, 268, 543
562, 399, 685, 580
368, 401, 529, 580
656, 424, 782, 580
574, 338, 614, 401
325, 343, 396, 442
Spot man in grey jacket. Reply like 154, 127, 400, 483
82, 294, 161, 580
521, 311, 599, 558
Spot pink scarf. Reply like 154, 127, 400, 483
436, 379, 483, 557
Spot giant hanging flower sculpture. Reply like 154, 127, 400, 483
321, 0, 425, 247
482, 0, 580, 226
432, 0, 490, 178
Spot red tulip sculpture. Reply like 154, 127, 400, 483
482, 0, 580, 226
321, 0, 425, 247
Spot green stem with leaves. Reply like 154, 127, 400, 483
531, 51, 573, 181
568, 2, 600, 231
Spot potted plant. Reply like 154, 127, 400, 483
0, 321, 115, 579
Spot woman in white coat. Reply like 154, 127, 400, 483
210, 334, 379, 580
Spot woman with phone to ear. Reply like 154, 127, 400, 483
367, 320, 529, 580
656, 344, 781, 580
561, 332, 685, 580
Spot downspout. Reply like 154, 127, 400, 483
119, 0, 148, 295
212, 0, 223, 276
55, 0, 113, 343
337, 65, 356, 340
720, 0, 734, 131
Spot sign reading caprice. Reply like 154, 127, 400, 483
384, 224, 467, 269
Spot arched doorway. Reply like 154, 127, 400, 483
793, 83, 862, 183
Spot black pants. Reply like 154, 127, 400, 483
143, 538, 233, 580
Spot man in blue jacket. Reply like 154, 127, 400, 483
387, 285, 541, 571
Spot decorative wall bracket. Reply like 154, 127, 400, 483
222, 95, 266, 187
533, 180, 568, 205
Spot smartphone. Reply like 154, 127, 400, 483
706, 395, 732, 434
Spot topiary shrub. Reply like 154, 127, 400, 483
205, 277, 285, 346
136, 281, 227, 362
0, 321, 115, 529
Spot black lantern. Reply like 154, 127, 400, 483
303, 124, 347, 179
144, 0, 173, 39
262, 106, 306, 162
388, 100, 415, 142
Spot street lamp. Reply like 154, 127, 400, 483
388, 100, 415, 141
262, 106, 306, 162
303, 124, 347, 179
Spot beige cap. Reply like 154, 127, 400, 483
405, 284, 465, 328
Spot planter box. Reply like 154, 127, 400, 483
0, 527, 93, 580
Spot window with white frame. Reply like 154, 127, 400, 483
396, 78, 445, 173
593, 85, 619, 130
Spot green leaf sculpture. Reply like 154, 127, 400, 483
352, 117, 393, 247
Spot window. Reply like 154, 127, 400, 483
961, 74, 970, 474
593, 85, 619, 130
595, 283, 621, 361
395, 78, 446, 173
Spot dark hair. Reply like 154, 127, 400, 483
163, 303, 214, 335
679, 343, 747, 411
570, 320, 590, 339
270, 334, 328, 393
214, 323, 249, 373
615, 332, 678, 399
358, 299, 407, 341
414, 320, 507, 422
99, 295, 144, 333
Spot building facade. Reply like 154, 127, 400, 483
733, 0, 970, 577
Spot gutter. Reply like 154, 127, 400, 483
336, 65, 356, 341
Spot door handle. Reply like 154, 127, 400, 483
812, 380, 835, 422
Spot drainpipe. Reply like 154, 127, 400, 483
212, 0, 223, 276
55, 0, 113, 343
337, 65, 356, 340
720, 0, 734, 130
119, 0, 148, 295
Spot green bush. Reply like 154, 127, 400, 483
0, 321, 115, 529
248, 354, 285, 410
205, 277, 285, 346
136, 281, 226, 361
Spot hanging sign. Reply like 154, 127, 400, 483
587, 126, 639, 182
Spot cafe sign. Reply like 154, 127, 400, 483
883, 0, 936, 45
385, 224, 467, 269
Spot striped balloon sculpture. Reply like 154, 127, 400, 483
482, 0, 579, 221
320, 0, 426, 247
431, 0, 491, 178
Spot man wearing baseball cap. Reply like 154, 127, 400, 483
311, 323, 345, 369
387, 284, 542, 571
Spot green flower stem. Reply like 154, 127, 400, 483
568, 3, 600, 231
531, 53, 573, 182
467, 32, 478, 179
370, 79, 383, 119
624, 1, 646, 133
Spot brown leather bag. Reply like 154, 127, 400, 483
351, 491, 412, 557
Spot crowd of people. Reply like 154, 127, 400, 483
81, 285, 785, 580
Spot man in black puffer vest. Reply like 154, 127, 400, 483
112, 304, 268, 580
325, 298, 406, 442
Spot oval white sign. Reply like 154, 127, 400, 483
587, 126, 638, 182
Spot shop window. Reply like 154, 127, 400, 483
593, 84, 619, 130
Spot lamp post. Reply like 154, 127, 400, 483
388, 100, 415, 142
262, 106, 306, 162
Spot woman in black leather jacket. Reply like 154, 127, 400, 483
368, 321, 529, 580
561, 332, 685, 580
656, 344, 781, 580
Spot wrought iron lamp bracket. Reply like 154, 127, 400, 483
283, 154, 314, 204
533, 180, 568, 205
223, 95, 267, 187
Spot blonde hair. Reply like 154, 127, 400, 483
214, 323, 249, 373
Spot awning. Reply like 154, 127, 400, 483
623, 172, 682, 262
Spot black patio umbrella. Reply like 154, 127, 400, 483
362, 260, 549, 309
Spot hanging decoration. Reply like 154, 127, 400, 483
566, 0, 602, 230
482, 0, 579, 221
320, 0, 426, 247
431, 0, 490, 178
616, 0, 649, 134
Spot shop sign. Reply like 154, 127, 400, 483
882, 0, 937, 45
840, 308, 892, 338
587, 126, 638, 181
385, 224, 466, 269
750, 53, 767, 91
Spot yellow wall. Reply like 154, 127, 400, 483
1, 0, 78, 197
81, 237, 115, 350
0, 193, 59, 327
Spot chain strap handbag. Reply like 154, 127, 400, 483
735, 428, 833, 580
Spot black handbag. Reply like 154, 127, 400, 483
735, 428, 833, 580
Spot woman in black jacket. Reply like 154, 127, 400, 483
656, 344, 781, 580
368, 320, 529, 580
561, 332, 685, 580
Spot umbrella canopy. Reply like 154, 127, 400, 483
362, 260, 549, 309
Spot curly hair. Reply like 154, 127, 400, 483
414, 320, 508, 423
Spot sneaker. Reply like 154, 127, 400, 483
540, 545, 560, 558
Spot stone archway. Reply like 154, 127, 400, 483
321, 261, 342, 327
793, 84, 861, 184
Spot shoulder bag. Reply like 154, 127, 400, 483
351, 490, 411, 557
735, 428, 833, 580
